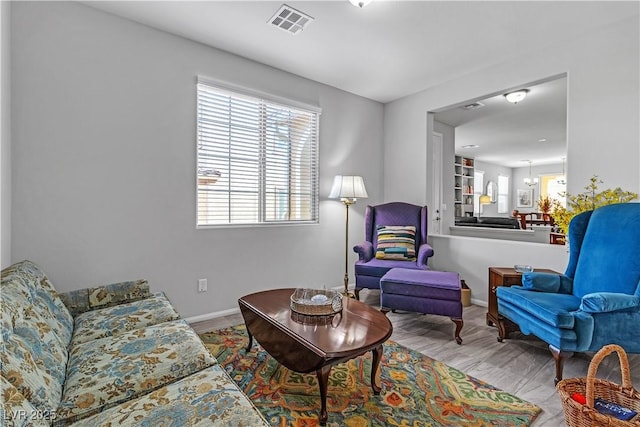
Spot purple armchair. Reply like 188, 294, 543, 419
352, 202, 434, 299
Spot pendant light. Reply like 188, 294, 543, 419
523, 160, 538, 187
557, 158, 567, 185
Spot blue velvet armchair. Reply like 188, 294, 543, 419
496, 203, 640, 383
352, 202, 434, 299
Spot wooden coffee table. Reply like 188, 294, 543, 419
238, 288, 393, 425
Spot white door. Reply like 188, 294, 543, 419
431, 132, 443, 234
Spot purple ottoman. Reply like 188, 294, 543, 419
380, 268, 464, 344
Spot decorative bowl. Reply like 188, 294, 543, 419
290, 288, 343, 316
514, 265, 534, 273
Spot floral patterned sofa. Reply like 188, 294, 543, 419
1, 260, 268, 426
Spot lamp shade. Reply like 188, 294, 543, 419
329, 175, 368, 200
479, 195, 491, 205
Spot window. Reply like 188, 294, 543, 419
196, 78, 320, 226
541, 174, 566, 208
498, 175, 509, 213
473, 170, 484, 215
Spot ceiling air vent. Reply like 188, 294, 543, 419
462, 102, 485, 110
268, 4, 314, 35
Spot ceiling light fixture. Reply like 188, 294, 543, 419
461, 144, 480, 149
504, 89, 530, 104
523, 160, 538, 187
349, 0, 373, 8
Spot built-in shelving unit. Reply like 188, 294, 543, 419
454, 155, 475, 217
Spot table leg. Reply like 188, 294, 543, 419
245, 331, 253, 352
316, 365, 331, 425
371, 345, 383, 394
451, 317, 463, 345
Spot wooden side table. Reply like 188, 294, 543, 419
487, 267, 559, 341
550, 232, 566, 245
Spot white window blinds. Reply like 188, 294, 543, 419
196, 79, 320, 226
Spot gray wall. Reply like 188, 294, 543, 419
434, 120, 455, 231
1, 1, 10, 268
10, 2, 384, 318
511, 163, 563, 211
384, 12, 638, 305
474, 161, 563, 217
385, 13, 639, 208
474, 160, 513, 218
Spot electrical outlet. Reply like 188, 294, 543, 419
198, 278, 207, 293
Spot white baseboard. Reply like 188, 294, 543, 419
184, 307, 240, 324
470, 298, 487, 307
185, 284, 350, 324
185, 292, 486, 324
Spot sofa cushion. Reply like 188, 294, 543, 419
56, 320, 217, 425
1, 299, 68, 414
2, 332, 66, 417
580, 292, 640, 313
71, 294, 181, 345
455, 216, 520, 229
58, 280, 151, 317
498, 298, 580, 350
572, 203, 640, 298
355, 258, 424, 278
522, 272, 561, 293
1, 376, 51, 427
2, 260, 74, 346
454, 216, 477, 224
381, 269, 461, 301
375, 225, 417, 260
88, 280, 151, 310
66, 365, 269, 427
496, 286, 581, 329
478, 217, 520, 228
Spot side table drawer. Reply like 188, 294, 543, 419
500, 276, 523, 286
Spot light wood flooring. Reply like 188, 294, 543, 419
191, 290, 640, 426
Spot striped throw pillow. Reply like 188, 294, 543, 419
375, 225, 417, 261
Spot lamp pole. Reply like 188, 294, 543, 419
342, 198, 354, 296
329, 175, 368, 298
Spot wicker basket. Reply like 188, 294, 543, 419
557, 344, 640, 427
290, 288, 343, 316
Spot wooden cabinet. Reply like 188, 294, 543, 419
454, 155, 474, 218
487, 267, 559, 339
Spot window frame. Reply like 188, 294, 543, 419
540, 173, 567, 208
473, 170, 484, 216
196, 76, 321, 228
497, 175, 509, 214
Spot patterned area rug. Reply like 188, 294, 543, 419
199, 325, 541, 427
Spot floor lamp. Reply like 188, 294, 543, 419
329, 175, 368, 297
479, 194, 491, 218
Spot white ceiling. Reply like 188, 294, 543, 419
435, 76, 568, 168
84, 1, 638, 167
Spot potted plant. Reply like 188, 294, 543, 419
537, 194, 554, 214
551, 175, 638, 235
537, 194, 559, 225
